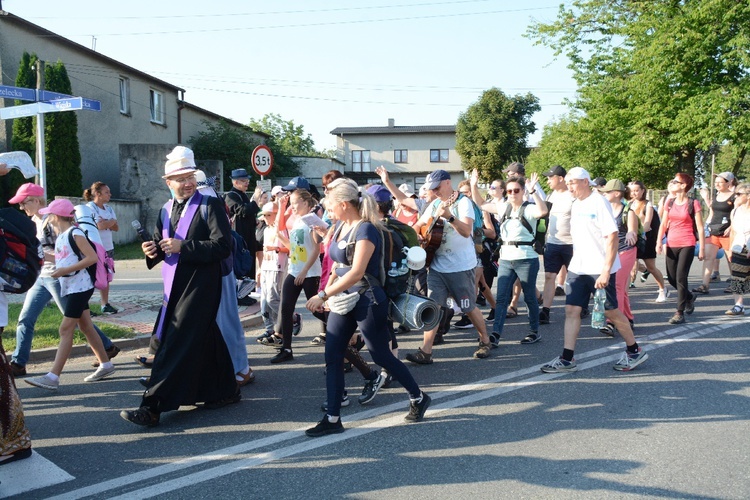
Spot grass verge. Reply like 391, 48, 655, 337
1, 303, 137, 351
114, 241, 145, 260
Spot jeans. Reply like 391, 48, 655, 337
493, 257, 540, 336
12, 276, 113, 366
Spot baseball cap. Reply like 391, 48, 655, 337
398, 183, 414, 196
366, 184, 392, 203
717, 172, 735, 183
281, 176, 311, 192
424, 170, 452, 190
565, 167, 592, 183
504, 162, 526, 175
542, 165, 567, 177
258, 202, 277, 218
599, 179, 626, 193
38, 198, 75, 217
9, 183, 44, 204
592, 176, 607, 187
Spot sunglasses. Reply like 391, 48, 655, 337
507, 188, 523, 194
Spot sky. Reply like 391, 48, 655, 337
3, 0, 577, 152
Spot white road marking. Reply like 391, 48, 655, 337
0, 450, 74, 497
47, 317, 746, 499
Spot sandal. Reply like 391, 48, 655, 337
725, 305, 745, 316
310, 334, 326, 345
134, 356, 154, 368
692, 284, 710, 295
260, 334, 283, 347
506, 306, 518, 318
405, 347, 433, 365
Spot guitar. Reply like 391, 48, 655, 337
419, 191, 458, 267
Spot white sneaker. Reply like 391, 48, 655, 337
84, 364, 116, 382
655, 288, 670, 303
25, 374, 59, 390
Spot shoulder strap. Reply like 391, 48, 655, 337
343, 220, 364, 266
516, 202, 535, 236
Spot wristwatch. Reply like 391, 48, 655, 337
317, 291, 328, 300
447, 216, 455, 223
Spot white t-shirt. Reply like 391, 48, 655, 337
261, 225, 289, 272
87, 202, 116, 251
568, 191, 621, 276
730, 206, 750, 253
546, 189, 575, 245
499, 204, 539, 261
288, 218, 321, 278
429, 195, 476, 273
56, 227, 94, 296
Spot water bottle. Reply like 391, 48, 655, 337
398, 258, 408, 275
387, 262, 399, 277
721, 216, 728, 225
591, 288, 606, 329
537, 218, 546, 234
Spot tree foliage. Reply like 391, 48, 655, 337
455, 88, 540, 182
527, 0, 750, 188
248, 113, 317, 156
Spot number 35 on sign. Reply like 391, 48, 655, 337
251, 145, 274, 177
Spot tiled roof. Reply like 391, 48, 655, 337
330, 125, 456, 135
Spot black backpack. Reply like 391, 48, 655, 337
498, 201, 551, 255
0, 208, 43, 293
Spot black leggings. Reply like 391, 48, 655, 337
665, 245, 695, 313
276, 274, 325, 350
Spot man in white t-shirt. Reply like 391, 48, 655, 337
540, 165, 575, 325
408, 170, 492, 363
541, 167, 649, 373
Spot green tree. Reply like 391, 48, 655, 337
527, 0, 750, 186
455, 88, 540, 182
249, 113, 317, 156
190, 120, 261, 190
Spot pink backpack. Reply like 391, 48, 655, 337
68, 228, 114, 290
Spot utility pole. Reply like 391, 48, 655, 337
35, 59, 47, 198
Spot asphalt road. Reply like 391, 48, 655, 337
4, 260, 750, 499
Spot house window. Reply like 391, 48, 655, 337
119, 77, 130, 115
430, 149, 449, 162
352, 150, 371, 172
394, 149, 408, 163
150, 89, 165, 124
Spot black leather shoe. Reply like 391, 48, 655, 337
270, 349, 294, 364
120, 407, 160, 427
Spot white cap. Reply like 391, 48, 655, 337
565, 166, 591, 183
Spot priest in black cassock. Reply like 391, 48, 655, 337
121, 146, 239, 427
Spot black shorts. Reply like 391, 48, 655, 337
63, 288, 94, 318
543, 243, 573, 274
565, 272, 618, 310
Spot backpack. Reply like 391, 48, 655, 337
0, 208, 43, 293
622, 202, 647, 254
68, 227, 114, 290
450, 194, 486, 253
199, 197, 253, 278
666, 197, 699, 240
498, 201, 551, 255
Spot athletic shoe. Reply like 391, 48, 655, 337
120, 407, 160, 427
321, 391, 350, 412
655, 288, 669, 303
84, 364, 116, 382
406, 348, 433, 365
725, 305, 745, 316
555, 285, 566, 296
270, 349, 294, 364
25, 374, 59, 390
613, 348, 649, 371
489, 332, 501, 348
599, 323, 617, 337
358, 373, 386, 405
486, 309, 495, 321
381, 370, 394, 388
539, 309, 550, 325
629, 282, 636, 289
520, 332, 541, 344
474, 342, 491, 359
306, 416, 344, 437
710, 272, 720, 282
292, 313, 302, 336
640, 270, 651, 283
475, 295, 487, 307
668, 312, 685, 324
454, 315, 473, 329
102, 303, 118, 314
541, 357, 578, 373
405, 392, 431, 422
685, 293, 697, 315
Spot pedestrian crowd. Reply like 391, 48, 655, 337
2, 152, 749, 463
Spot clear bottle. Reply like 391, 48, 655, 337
387, 262, 399, 277
398, 258, 409, 275
591, 288, 606, 329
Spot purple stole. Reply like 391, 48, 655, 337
155, 192, 202, 340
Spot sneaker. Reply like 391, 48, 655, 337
93, 344, 121, 367
406, 348, 433, 365
101, 303, 118, 315
358, 373, 386, 405
270, 349, 294, 364
555, 285, 566, 296
539, 309, 550, 325
292, 313, 302, 336
668, 312, 685, 324
306, 416, 344, 437
84, 364, 116, 382
629, 282, 636, 289
725, 305, 745, 316
520, 332, 541, 344
489, 332, 501, 348
9, 361, 26, 378
685, 293, 697, 315
474, 341, 491, 359
381, 370, 394, 388
613, 348, 649, 371
541, 357, 578, 373
454, 315, 473, 329
655, 288, 669, 303
260, 334, 283, 347
405, 392, 431, 422
321, 391, 350, 412
486, 309, 495, 321
599, 323, 617, 337
710, 272, 720, 282
475, 295, 487, 307
640, 270, 651, 283
120, 406, 160, 427
25, 374, 59, 390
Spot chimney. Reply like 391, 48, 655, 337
388, 118, 395, 127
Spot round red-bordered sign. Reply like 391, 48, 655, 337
251, 145, 274, 176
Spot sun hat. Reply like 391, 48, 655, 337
162, 146, 197, 179
38, 198, 75, 217
8, 183, 44, 204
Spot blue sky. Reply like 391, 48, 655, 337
4, 0, 576, 151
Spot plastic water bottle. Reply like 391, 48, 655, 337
537, 218, 546, 234
387, 262, 399, 277
591, 288, 606, 329
398, 258, 408, 275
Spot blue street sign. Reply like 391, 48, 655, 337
0, 97, 83, 120
0, 103, 42, 120
0, 84, 37, 102
38, 90, 101, 111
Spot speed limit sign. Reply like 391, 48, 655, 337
251, 145, 274, 177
